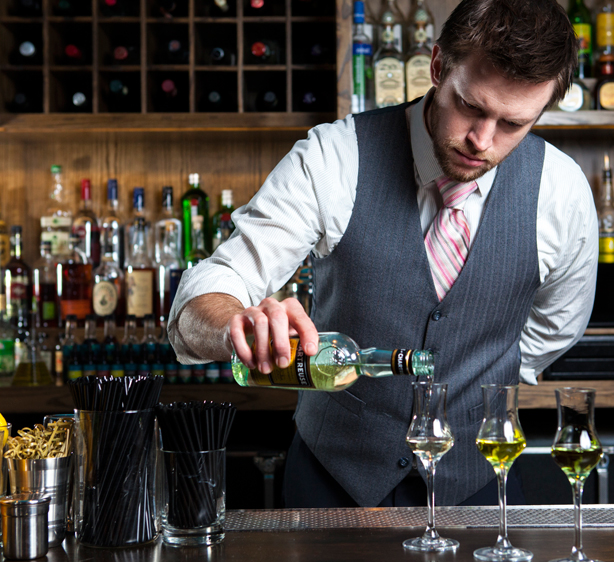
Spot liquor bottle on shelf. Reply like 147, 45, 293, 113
200, 89, 236, 112
595, 54, 614, 109
0, 301, 15, 387
154, 186, 182, 263
352, 0, 374, 114
558, 77, 591, 111
207, 46, 236, 65
12, 311, 53, 386
124, 187, 151, 264
181, 173, 212, 258
33, 241, 58, 329
73, 178, 101, 268
232, 332, 434, 391
569, 0, 593, 79
211, 189, 235, 251
186, 215, 210, 268
377, 0, 404, 54
12, 310, 29, 376
82, 314, 100, 377
158, 320, 177, 383
5, 226, 32, 324
299, 42, 333, 64
100, 0, 139, 17
93, 236, 125, 322
0, 219, 9, 268
37, 331, 53, 379
100, 178, 124, 269
405, 0, 433, 103
11, 0, 42, 16
255, 89, 281, 111
10, 40, 42, 66
108, 44, 139, 65
41, 165, 72, 258
157, 222, 184, 323
57, 234, 93, 323
595, 1, 614, 71
125, 217, 156, 323
53, 0, 90, 16
246, 40, 281, 65
141, 314, 159, 363
121, 314, 140, 376
374, 4, 405, 108
105, 78, 138, 112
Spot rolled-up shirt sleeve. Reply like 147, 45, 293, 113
519, 144, 599, 385
168, 115, 359, 363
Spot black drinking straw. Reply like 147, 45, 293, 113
155, 400, 237, 530
69, 375, 163, 547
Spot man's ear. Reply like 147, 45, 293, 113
431, 44, 442, 87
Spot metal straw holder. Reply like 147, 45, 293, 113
0, 493, 50, 560
7, 457, 70, 548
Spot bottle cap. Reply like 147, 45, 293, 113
10, 226, 22, 235
113, 46, 128, 61
133, 187, 145, 210
65, 44, 82, 59
107, 179, 118, 200
189, 173, 199, 186
354, 0, 365, 23
210, 47, 224, 61
81, 179, 91, 200
51, 165, 62, 174
86, 314, 97, 321
251, 41, 268, 58
40, 240, 52, 249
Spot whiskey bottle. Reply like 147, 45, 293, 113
374, 6, 405, 108
5, 226, 32, 323
125, 217, 156, 322
100, 179, 124, 268
33, 241, 58, 329
181, 173, 212, 257
57, 234, 93, 323
594, 0, 614, 73
232, 332, 434, 391
595, 54, 614, 109
352, 0, 374, 114
73, 178, 101, 268
41, 165, 72, 258
93, 237, 125, 321
405, 0, 433, 102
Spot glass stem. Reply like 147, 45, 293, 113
495, 468, 513, 550
572, 479, 585, 559
424, 461, 440, 540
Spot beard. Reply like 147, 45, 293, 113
428, 89, 517, 183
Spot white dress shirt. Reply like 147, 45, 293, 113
169, 95, 599, 385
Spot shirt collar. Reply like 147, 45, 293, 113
409, 91, 497, 197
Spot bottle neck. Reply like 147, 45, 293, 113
12, 234, 23, 260
84, 321, 97, 340
603, 171, 613, 205
132, 225, 149, 258
357, 348, 434, 377
104, 319, 116, 338
107, 198, 119, 213
191, 221, 205, 250
124, 321, 137, 340
52, 173, 64, 202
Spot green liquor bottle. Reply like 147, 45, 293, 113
181, 173, 212, 258
232, 331, 434, 391
568, 0, 593, 78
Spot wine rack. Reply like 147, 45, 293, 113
0, 0, 337, 115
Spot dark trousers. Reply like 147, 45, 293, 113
283, 431, 526, 508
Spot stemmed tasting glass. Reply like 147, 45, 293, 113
474, 384, 532, 562
404, 381, 458, 552
549, 388, 603, 562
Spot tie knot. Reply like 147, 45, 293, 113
435, 176, 478, 210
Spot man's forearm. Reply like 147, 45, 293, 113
175, 293, 245, 362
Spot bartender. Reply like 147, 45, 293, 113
168, 0, 598, 508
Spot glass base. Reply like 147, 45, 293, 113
162, 530, 225, 546
474, 546, 533, 561
403, 536, 459, 552
549, 558, 602, 562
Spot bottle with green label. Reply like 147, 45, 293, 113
352, 1, 375, 113
231, 331, 434, 391
568, 0, 593, 79
0, 301, 15, 387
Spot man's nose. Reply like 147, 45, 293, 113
467, 119, 495, 153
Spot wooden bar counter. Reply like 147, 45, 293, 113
46, 506, 614, 562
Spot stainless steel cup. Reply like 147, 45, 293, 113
7, 456, 70, 547
0, 493, 50, 560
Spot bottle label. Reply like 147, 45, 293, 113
573, 23, 592, 56
0, 339, 15, 374
0, 234, 9, 267
558, 82, 584, 112
599, 82, 614, 109
61, 299, 91, 320
597, 13, 614, 48
41, 230, 70, 256
599, 236, 614, 263
93, 281, 118, 317
406, 54, 432, 102
375, 57, 405, 108
126, 270, 154, 317
391, 349, 414, 375
353, 43, 372, 56
54, 349, 63, 377
249, 339, 314, 388
14, 341, 27, 367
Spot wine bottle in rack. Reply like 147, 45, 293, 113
207, 47, 236, 65
11, 0, 42, 17
201, 0, 231, 16
156, 0, 178, 17
200, 89, 236, 112
10, 40, 42, 66
244, 0, 280, 17
69, 90, 91, 112
62, 42, 90, 65
105, 78, 138, 112
100, 0, 139, 17
247, 40, 281, 65
53, 0, 91, 16
154, 78, 187, 111
6, 91, 40, 113
108, 44, 139, 65
160, 38, 189, 64
295, 90, 325, 112
255, 89, 281, 111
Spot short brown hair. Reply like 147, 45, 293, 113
436, 0, 577, 106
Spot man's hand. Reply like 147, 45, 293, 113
228, 297, 319, 374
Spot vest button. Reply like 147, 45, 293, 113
432, 310, 442, 321
398, 457, 410, 468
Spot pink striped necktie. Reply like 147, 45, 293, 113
424, 176, 479, 301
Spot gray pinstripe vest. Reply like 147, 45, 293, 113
294, 103, 543, 507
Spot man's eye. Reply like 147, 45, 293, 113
462, 99, 479, 110
505, 120, 522, 128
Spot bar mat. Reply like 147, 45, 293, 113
225, 506, 614, 531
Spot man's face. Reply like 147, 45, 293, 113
427, 46, 555, 183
